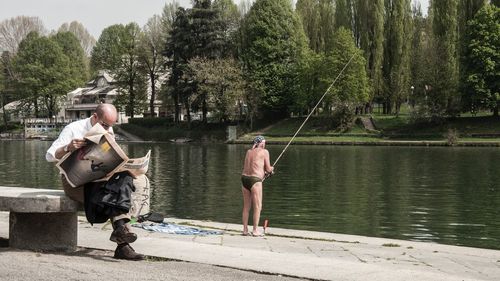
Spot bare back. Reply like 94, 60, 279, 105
242, 148, 272, 179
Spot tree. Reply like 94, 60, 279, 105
0, 55, 6, 126
14, 32, 72, 118
0, 52, 15, 125
429, 0, 460, 116
139, 15, 167, 117
161, 0, 180, 43
461, 4, 499, 116
0, 16, 45, 54
90, 25, 126, 73
164, 7, 193, 123
382, 0, 413, 115
355, 0, 385, 110
457, 0, 487, 108
187, 57, 244, 122
0, 16, 45, 86
91, 24, 147, 117
410, 3, 430, 108
190, 0, 227, 123
335, 0, 353, 31
323, 27, 369, 129
240, 0, 308, 117
213, 0, 241, 56
58, 21, 96, 56
237, 0, 254, 16
296, 0, 335, 53
51, 31, 89, 87
116, 23, 147, 118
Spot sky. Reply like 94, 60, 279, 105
0, 0, 192, 39
1, 0, 430, 40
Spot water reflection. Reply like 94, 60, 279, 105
0, 140, 499, 250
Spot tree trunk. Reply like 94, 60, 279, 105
129, 83, 135, 118
174, 92, 180, 123
149, 72, 156, 117
185, 99, 191, 128
1, 94, 7, 127
493, 105, 499, 117
34, 98, 39, 118
202, 93, 207, 124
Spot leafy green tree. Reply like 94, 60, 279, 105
0, 56, 6, 126
296, 0, 320, 52
164, 7, 193, 123
354, 0, 385, 109
324, 27, 369, 128
187, 57, 244, 122
138, 15, 167, 117
116, 23, 147, 118
91, 24, 147, 117
190, 0, 227, 123
335, 0, 353, 31
0, 51, 15, 126
382, 0, 413, 114
296, 0, 335, 53
14, 32, 72, 118
90, 24, 126, 73
191, 0, 226, 59
409, 3, 430, 107
240, 0, 308, 117
457, 0, 487, 107
293, 50, 323, 115
51, 31, 89, 87
0, 16, 45, 95
461, 4, 499, 116
429, 0, 460, 116
213, 0, 241, 56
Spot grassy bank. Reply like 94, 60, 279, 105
239, 114, 500, 146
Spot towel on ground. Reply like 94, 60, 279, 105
133, 222, 223, 236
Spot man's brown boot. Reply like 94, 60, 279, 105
114, 243, 144, 261
110, 225, 137, 244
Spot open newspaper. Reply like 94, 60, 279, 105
56, 123, 151, 188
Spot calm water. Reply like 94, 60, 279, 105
1, 140, 499, 250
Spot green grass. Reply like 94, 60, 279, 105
372, 115, 500, 137
244, 114, 500, 144
262, 117, 375, 136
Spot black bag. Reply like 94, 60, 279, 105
137, 212, 164, 223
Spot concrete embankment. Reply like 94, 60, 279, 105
0, 212, 499, 281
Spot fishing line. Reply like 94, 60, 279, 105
271, 54, 356, 168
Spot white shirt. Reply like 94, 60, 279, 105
45, 118, 114, 162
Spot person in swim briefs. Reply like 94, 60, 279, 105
240, 135, 274, 236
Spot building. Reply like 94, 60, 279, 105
60, 71, 124, 121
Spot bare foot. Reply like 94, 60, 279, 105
251, 231, 265, 237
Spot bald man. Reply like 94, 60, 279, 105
46, 104, 148, 261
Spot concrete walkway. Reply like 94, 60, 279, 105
0, 212, 499, 281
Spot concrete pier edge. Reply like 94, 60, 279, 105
1, 212, 499, 281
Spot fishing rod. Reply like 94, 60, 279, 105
271, 54, 356, 169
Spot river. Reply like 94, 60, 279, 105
1, 140, 499, 250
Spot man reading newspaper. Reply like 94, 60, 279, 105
46, 104, 149, 261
